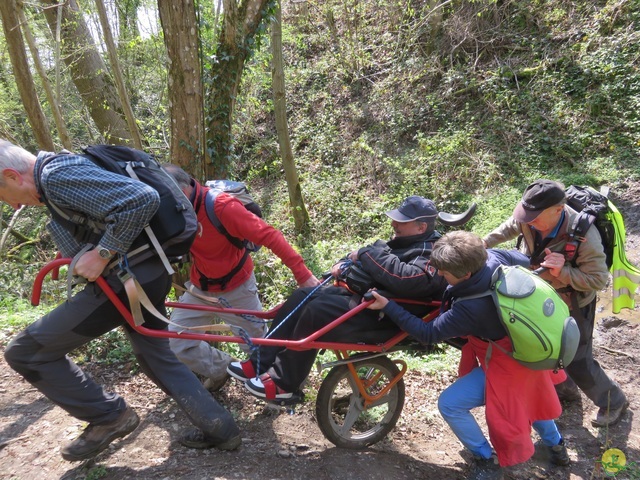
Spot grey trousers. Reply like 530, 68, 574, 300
168, 275, 268, 381
566, 298, 627, 410
4, 257, 239, 442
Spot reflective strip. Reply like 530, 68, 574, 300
607, 200, 640, 313
613, 268, 640, 283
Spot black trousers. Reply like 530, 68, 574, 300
565, 298, 626, 410
4, 257, 239, 441
251, 285, 426, 392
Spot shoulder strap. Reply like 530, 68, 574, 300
196, 249, 251, 291
453, 290, 493, 304
204, 189, 245, 250
36, 152, 105, 235
565, 211, 595, 265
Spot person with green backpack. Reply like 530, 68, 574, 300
483, 179, 629, 428
366, 231, 569, 480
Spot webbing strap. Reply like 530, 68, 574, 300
124, 162, 175, 275
66, 244, 93, 300
119, 270, 231, 332
171, 283, 222, 306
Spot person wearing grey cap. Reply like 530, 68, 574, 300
226, 195, 447, 401
484, 179, 628, 428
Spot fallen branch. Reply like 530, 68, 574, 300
0, 205, 27, 252
601, 345, 635, 360
0, 434, 29, 450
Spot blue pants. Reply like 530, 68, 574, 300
438, 367, 561, 460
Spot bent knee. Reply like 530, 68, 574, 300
4, 330, 42, 380
437, 391, 453, 416
169, 337, 198, 359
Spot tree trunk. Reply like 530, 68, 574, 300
157, 0, 204, 177
39, 0, 133, 146
270, 2, 309, 235
17, 5, 72, 150
94, 0, 144, 149
0, 0, 54, 150
203, 0, 270, 179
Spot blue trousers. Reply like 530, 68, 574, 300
438, 366, 561, 460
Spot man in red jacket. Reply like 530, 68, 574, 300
163, 166, 319, 404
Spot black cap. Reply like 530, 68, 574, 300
513, 179, 566, 223
386, 196, 438, 222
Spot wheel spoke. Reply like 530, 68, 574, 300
367, 392, 393, 409
336, 396, 364, 434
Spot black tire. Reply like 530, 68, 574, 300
315, 356, 405, 449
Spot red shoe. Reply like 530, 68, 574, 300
227, 360, 256, 381
244, 374, 294, 400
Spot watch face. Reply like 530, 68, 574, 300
99, 248, 112, 259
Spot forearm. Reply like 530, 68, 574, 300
382, 300, 439, 344
483, 217, 521, 248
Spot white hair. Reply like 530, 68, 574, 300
0, 139, 35, 187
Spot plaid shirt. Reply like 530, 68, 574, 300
35, 151, 160, 258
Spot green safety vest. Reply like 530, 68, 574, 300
608, 200, 640, 313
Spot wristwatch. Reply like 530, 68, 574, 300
97, 245, 115, 259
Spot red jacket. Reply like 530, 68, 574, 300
459, 337, 565, 467
188, 181, 313, 292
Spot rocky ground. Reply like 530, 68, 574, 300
1, 180, 639, 480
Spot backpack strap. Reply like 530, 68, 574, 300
121, 161, 175, 275
196, 249, 251, 291
196, 188, 252, 291
204, 189, 245, 249
565, 211, 596, 265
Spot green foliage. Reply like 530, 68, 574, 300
397, 345, 460, 376
85, 465, 108, 480
73, 329, 136, 368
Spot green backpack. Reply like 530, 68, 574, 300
457, 265, 580, 371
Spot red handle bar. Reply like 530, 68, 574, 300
31, 258, 441, 352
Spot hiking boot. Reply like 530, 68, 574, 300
61, 407, 139, 461
555, 380, 581, 403
203, 373, 230, 392
467, 454, 503, 480
178, 427, 241, 451
227, 360, 256, 381
592, 400, 629, 427
533, 438, 570, 466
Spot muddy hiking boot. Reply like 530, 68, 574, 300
592, 399, 630, 427
203, 373, 231, 392
178, 427, 241, 450
467, 454, 503, 480
61, 406, 140, 461
532, 438, 570, 466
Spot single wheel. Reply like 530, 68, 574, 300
315, 356, 405, 449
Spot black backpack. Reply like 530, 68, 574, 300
564, 185, 616, 269
38, 145, 197, 270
